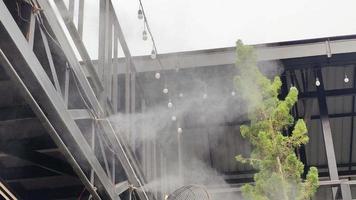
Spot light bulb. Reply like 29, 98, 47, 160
315, 77, 320, 86
142, 30, 147, 41
168, 100, 173, 108
150, 49, 157, 59
155, 72, 160, 79
137, 9, 143, 19
179, 93, 183, 98
163, 88, 168, 94
231, 91, 236, 96
344, 74, 350, 83
203, 93, 207, 99
177, 127, 183, 134
171, 115, 177, 121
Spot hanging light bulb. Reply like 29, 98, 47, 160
163, 88, 169, 94
168, 100, 173, 108
137, 9, 143, 19
231, 91, 236, 96
315, 77, 321, 86
344, 74, 350, 83
177, 127, 183, 134
155, 72, 160, 79
142, 30, 148, 41
171, 115, 177, 121
203, 93, 208, 99
179, 93, 184, 98
150, 48, 157, 59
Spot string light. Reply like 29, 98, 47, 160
231, 91, 236, 96
168, 100, 173, 108
344, 74, 350, 83
137, 9, 143, 19
163, 88, 168, 94
155, 72, 161, 79
171, 115, 177, 121
150, 49, 157, 59
142, 30, 147, 41
177, 127, 183, 134
315, 77, 320, 86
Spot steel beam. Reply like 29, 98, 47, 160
115, 181, 129, 195
300, 88, 356, 99
0, 47, 106, 199
32, 4, 145, 197
69, 109, 91, 120
83, 37, 356, 74
77, 0, 84, 38
315, 68, 351, 200
349, 65, 356, 171
112, 27, 119, 112
311, 112, 356, 120
37, 0, 104, 115
0, 3, 114, 198
98, 0, 108, 81
39, 27, 62, 95
53, 0, 103, 95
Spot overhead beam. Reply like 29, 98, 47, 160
300, 88, 356, 99
81, 37, 356, 74
311, 112, 356, 120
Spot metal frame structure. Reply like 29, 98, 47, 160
1, 0, 356, 199
0, 0, 151, 199
119, 36, 356, 200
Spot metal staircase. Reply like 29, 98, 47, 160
0, 0, 150, 199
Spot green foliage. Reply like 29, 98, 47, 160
234, 40, 319, 200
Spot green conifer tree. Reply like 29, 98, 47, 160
234, 40, 319, 200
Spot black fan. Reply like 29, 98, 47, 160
166, 185, 210, 200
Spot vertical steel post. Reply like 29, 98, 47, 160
112, 27, 119, 113
348, 65, 356, 171
77, 0, 84, 38
315, 68, 352, 200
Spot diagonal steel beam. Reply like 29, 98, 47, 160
0, 2, 115, 198
315, 68, 352, 200
36, 0, 104, 116
32, 1, 150, 199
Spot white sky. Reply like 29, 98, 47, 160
66, 0, 356, 57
